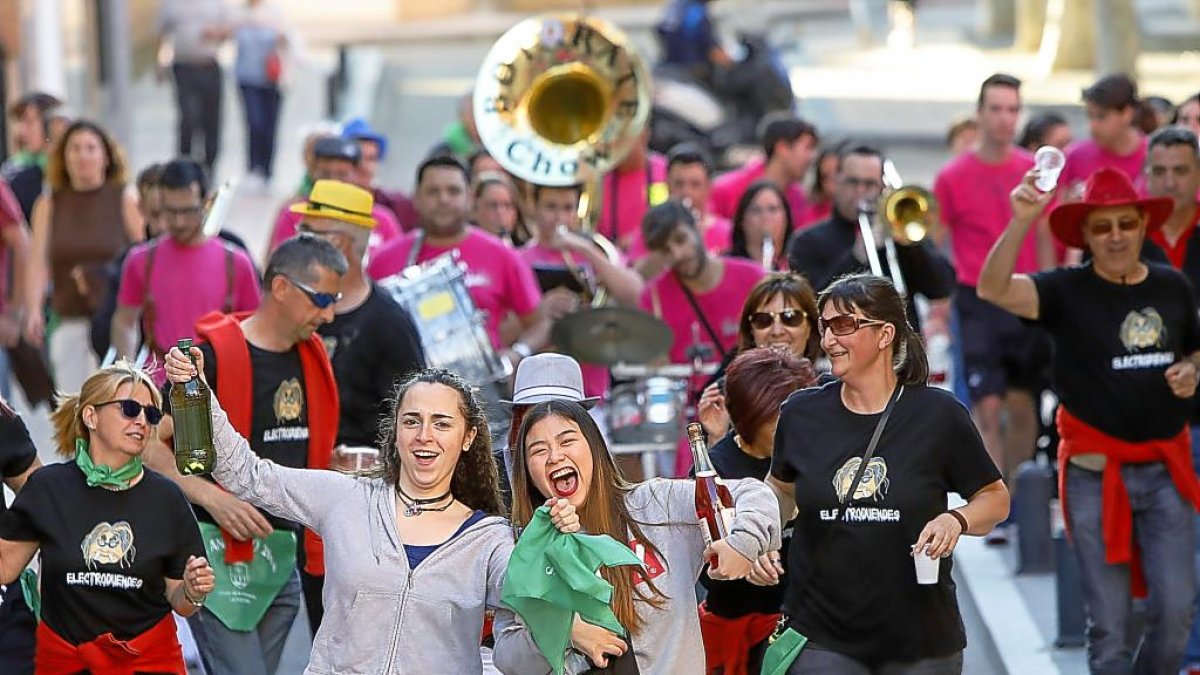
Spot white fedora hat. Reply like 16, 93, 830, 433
501, 353, 600, 409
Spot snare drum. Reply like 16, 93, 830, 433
379, 255, 511, 439
607, 377, 687, 445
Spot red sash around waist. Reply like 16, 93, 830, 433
35, 613, 185, 675
698, 600, 779, 675
1057, 406, 1200, 596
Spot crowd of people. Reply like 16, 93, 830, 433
0, 1, 1199, 674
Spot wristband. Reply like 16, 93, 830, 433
183, 586, 205, 608
946, 509, 969, 534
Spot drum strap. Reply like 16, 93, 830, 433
406, 231, 425, 269
677, 273, 727, 361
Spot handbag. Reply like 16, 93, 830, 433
265, 49, 284, 84
761, 385, 904, 674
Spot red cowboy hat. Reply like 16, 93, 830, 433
1047, 167, 1173, 248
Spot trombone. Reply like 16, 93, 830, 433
856, 159, 933, 295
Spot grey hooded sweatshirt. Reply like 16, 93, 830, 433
493, 477, 782, 674
207, 398, 541, 674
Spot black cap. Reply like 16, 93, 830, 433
313, 136, 362, 165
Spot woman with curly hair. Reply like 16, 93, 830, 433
163, 351, 542, 674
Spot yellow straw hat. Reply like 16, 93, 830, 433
289, 179, 377, 229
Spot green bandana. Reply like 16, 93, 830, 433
501, 506, 643, 674
74, 439, 143, 490
198, 523, 297, 632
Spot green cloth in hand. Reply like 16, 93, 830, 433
501, 505, 643, 674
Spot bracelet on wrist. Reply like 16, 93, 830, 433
946, 509, 969, 534
183, 586, 205, 608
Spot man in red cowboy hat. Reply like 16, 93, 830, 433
978, 166, 1200, 674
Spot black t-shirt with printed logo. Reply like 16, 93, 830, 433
163, 342, 310, 531
770, 381, 999, 665
318, 283, 426, 448
0, 411, 37, 617
0, 463, 204, 644
1032, 262, 1200, 441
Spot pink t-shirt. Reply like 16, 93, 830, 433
1058, 136, 1148, 196
270, 198, 403, 260
0, 180, 22, 312
519, 241, 610, 398
709, 158, 808, 226
594, 154, 668, 251
625, 214, 732, 262
118, 236, 261, 381
639, 257, 765, 365
933, 148, 1037, 286
368, 227, 542, 349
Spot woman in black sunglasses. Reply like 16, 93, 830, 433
696, 271, 821, 445
0, 360, 213, 674
759, 273, 1009, 674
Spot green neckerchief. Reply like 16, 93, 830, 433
74, 439, 143, 490
297, 173, 314, 199
8, 151, 47, 171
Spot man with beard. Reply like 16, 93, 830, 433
367, 155, 544, 366
144, 235, 346, 675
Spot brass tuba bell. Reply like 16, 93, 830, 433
473, 15, 652, 307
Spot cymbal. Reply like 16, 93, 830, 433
552, 307, 674, 366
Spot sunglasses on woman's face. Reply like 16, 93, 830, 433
819, 313, 887, 337
748, 309, 807, 330
96, 399, 164, 425
1085, 216, 1141, 237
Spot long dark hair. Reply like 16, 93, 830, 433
736, 271, 822, 362
818, 274, 929, 385
730, 180, 794, 262
510, 400, 667, 634
371, 368, 505, 517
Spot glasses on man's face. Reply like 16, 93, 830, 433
749, 309, 807, 330
161, 204, 204, 220
284, 276, 342, 309
1085, 217, 1141, 237
819, 313, 887, 336
840, 177, 884, 191
96, 399, 164, 425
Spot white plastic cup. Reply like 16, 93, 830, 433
914, 546, 940, 585
1034, 146, 1066, 193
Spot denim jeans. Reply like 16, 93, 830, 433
1066, 462, 1195, 675
238, 83, 281, 178
786, 643, 963, 674
188, 569, 301, 675
1183, 425, 1200, 665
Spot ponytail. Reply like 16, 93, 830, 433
50, 393, 86, 458
895, 328, 929, 386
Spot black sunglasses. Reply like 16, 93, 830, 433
96, 399, 164, 425
819, 313, 887, 337
284, 275, 342, 309
748, 309, 807, 330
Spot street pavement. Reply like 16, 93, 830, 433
12, 0, 1200, 672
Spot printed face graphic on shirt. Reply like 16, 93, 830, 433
833, 456, 890, 503
81, 521, 136, 569
322, 336, 338, 362
274, 378, 304, 424
1119, 308, 1166, 351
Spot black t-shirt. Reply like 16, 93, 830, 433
0, 412, 37, 613
1032, 262, 1200, 441
699, 432, 792, 619
164, 341, 310, 531
770, 382, 1000, 665
0, 464, 203, 644
318, 283, 426, 448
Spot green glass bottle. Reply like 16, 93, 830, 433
171, 338, 215, 476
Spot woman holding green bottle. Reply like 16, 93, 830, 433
0, 360, 214, 674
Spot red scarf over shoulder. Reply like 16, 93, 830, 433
195, 311, 339, 576
1057, 406, 1200, 595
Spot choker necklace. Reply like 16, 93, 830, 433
396, 484, 453, 517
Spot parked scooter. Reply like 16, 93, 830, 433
649, 32, 795, 169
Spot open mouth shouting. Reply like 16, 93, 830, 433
549, 466, 579, 498
412, 448, 439, 468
